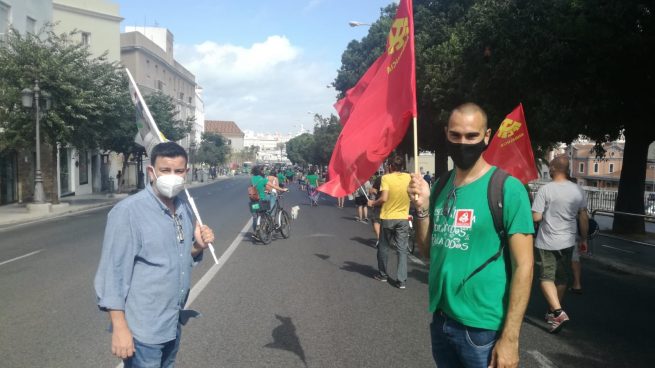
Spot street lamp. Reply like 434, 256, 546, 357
21, 80, 51, 204
349, 21, 371, 27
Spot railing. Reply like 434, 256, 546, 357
530, 184, 655, 215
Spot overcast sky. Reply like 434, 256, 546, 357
115, 0, 395, 134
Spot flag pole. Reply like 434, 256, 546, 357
412, 116, 419, 173
184, 189, 219, 264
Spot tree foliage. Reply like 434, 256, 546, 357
0, 26, 131, 152
144, 91, 193, 142
334, 0, 655, 233
195, 132, 231, 166
285, 114, 342, 167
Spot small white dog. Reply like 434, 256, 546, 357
290, 205, 300, 220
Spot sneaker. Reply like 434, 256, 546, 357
548, 310, 569, 333
355, 217, 362, 222
395, 280, 406, 289
363, 218, 370, 223
545, 311, 554, 324
374, 240, 379, 248
373, 274, 388, 282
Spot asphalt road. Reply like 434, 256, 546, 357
1, 177, 653, 367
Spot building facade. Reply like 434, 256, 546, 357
205, 121, 245, 152
53, 0, 122, 197
0, 0, 52, 205
120, 27, 196, 150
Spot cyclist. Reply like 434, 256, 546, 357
250, 166, 286, 237
306, 168, 320, 206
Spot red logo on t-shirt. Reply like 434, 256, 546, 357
454, 210, 473, 228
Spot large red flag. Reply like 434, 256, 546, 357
483, 103, 539, 184
319, 0, 416, 197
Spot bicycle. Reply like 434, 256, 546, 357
250, 192, 291, 245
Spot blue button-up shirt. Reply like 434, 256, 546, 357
94, 184, 202, 344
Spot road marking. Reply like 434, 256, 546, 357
0, 249, 44, 266
115, 219, 252, 368
600, 244, 637, 254
185, 219, 252, 308
527, 350, 558, 368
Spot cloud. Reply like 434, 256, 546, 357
177, 36, 336, 133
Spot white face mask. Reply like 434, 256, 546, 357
150, 168, 186, 198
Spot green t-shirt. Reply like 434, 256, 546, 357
428, 167, 534, 330
285, 170, 294, 177
306, 174, 319, 187
277, 173, 286, 184
251, 175, 268, 199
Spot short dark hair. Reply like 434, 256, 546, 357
389, 155, 404, 172
251, 165, 263, 176
150, 142, 188, 166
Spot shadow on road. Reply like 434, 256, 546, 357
264, 314, 307, 367
314, 253, 330, 261
350, 236, 377, 249
407, 268, 428, 284
340, 260, 378, 279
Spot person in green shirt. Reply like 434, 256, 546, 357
277, 171, 287, 188
408, 103, 534, 368
305, 170, 320, 206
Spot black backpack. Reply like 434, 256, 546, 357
430, 168, 511, 289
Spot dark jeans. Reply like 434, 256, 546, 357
430, 312, 499, 368
124, 325, 181, 368
377, 219, 409, 283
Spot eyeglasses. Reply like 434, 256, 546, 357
442, 188, 457, 219
174, 214, 184, 243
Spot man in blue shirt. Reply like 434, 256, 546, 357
94, 142, 215, 367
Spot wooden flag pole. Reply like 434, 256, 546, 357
412, 116, 419, 173
412, 116, 419, 200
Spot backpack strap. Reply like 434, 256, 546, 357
458, 168, 510, 291
428, 170, 454, 235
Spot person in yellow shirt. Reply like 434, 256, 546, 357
367, 155, 412, 289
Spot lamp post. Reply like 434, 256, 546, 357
348, 21, 371, 27
21, 80, 51, 204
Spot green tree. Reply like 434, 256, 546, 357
311, 114, 342, 166
286, 133, 315, 166
195, 132, 230, 166
144, 91, 193, 142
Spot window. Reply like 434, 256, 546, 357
81, 32, 91, 45
579, 163, 584, 173
157, 80, 164, 91
593, 163, 599, 173
26, 16, 36, 34
609, 163, 614, 173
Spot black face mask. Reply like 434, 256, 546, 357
446, 140, 487, 170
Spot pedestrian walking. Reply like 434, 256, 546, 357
532, 155, 589, 333
305, 169, 320, 206
408, 103, 534, 368
94, 142, 216, 368
368, 155, 411, 289
354, 180, 372, 222
369, 173, 383, 246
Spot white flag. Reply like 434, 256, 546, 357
125, 68, 167, 156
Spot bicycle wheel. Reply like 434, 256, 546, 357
257, 213, 273, 245
278, 209, 291, 238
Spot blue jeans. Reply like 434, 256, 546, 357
377, 219, 409, 283
430, 312, 499, 368
124, 326, 181, 368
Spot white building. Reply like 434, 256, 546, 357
243, 130, 296, 163
53, 0, 122, 197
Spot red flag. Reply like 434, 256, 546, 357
483, 103, 539, 184
319, 0, 417, 197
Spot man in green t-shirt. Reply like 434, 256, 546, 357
408, 103, 534, 368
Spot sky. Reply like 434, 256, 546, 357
115, 0, 395, 134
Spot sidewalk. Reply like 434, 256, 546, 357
0, 177, 226, 229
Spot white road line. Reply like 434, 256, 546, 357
527, 350, 558, 368
115, 219, 252, 368
0, 249, 44, 266
600, 244, 637, 254
185, 219, 252, 308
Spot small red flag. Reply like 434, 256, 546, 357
483, 103, 539, 184
319, 0, 417, 197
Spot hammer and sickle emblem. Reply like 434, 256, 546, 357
387, 17, 409, 55
497, 118, 522, 139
